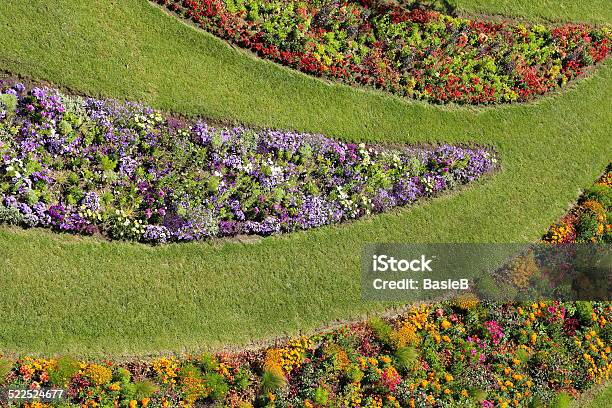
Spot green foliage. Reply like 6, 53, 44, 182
369, 317, 393, 346
204, 372, 229, 400
394, 346, 418, 371
0, 205, 24, 225
0, 94, 18, 115
233, 368, 251, 391
133, 379, 158, 400
49, 356, 81, 386
58, 120, 73, 136
261, 369, 285, 393
180, 363, 203, 379
345, 365, 364, 383
114, 367, 131, 383
99, 155, 118, 171
576, 213, 599, 242
575, 302, 594, 324
314, 386, 330, 405
583, 185, 612, 208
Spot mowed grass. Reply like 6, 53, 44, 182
0, 0, 610, 356
455, 0, 612, 23
573, 383, 612, 407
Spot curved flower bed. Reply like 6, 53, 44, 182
543, 164, 611, 244
0, 83, 496, 244
1, 301, 609, 407
155, 0, 610, 104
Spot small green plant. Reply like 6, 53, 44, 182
113, 367, 131, 383
394, 346, 418, 371
469, 388, 488, 403
203, 372, 229, 401
99, 155, 118, 171
260, 369, 285, 393
180, 363, 203, 379
58, 120, 73, 135
197, 353, 219, 372
345, 365, 364, 383
49, 356, 81, 386
583, 185, 612, 208
0, 94, 18, 115
133, 379, 158, 400
369, 317, 393, 346
0, 205, 24, 225
233, 368, 251, 391
314, 386, 330, 405
576, 213, 599, 242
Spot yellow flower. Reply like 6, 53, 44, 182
461, 389, 469, 397
442, 335, 451, 342
129, 401, 138, 408
441, 320, 452, 330
84, 364, 113, 386
445, 373, 454, 382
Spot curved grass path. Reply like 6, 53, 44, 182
0, 0, 610, 356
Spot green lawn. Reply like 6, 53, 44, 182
455, 0, 612, 23
0, 0, 610, 356
574, 383, 612, 407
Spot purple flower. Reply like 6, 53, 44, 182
0, 82, 497, 244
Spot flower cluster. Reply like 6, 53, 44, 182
543, 164, 612, 244
0, 83, 496, 244
1, 301, 609, 407
155, 0, 610, 104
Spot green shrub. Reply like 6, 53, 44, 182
260, 369, 285, 393
576, 213, 599, 242
197, 353, 219, 372
0, 94, 18, 115
345, 365, 364, 383
49, 356, 80, 386
233, 368, 251, 391
113, 367, 131, 383
58, 120, 73, 136
0, 205, 24, 225
314, 386, 330, 405
394, 346, 418, 371
369, 317, 393, 346
575, 301, 594, 324
203, 372, 229, 401
583, 185, 612, 208
469, 388, 488, 403
180, 363, 203, 380
133, 379, 158, 400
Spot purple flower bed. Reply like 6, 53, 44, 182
0, 83, 497, 243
